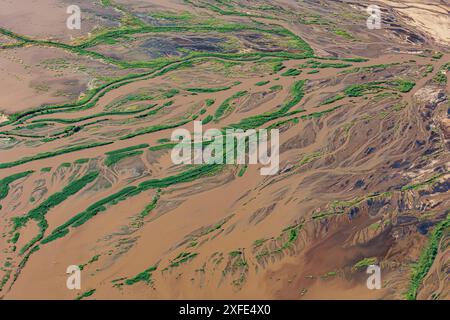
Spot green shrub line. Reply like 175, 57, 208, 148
315, 79, 415, 107
333, 28, 354, 40
75, 289, 96, 300
17, 78, 156, 123
105, 144, 149, 156
202, 115, 214, 125
311, 210, 342, 220
42, 164, 222, 245
0, 17, 315, 127
272, 61, 285, 72
267, 105, 341, 132
299, 60, 352, 69
227, 80, 305, 130
205, 99, 215, 107
432, 62, 450, 85
169, 252, 198, 268
256, 223, 303, 259
0, 171, 34, 200
104, 150, 144, 167
133, 105, 166, 120
10, 245, 40, 288
10, 232, 20, 244
238, 165, 248, 177
104, 92, 154, 110
278, 80, 306, 113
2, 60, 189, 126
12, 171, 99, 254
148, 143, 177, 152
0, 122, 91, 140
40, 228, 69, 244
229, 250, 242, 257
406, 213, 449, 300
214, 91, 248, 120
119, 119, 192, 140
0, 270, 11, 291
2, 71, 155, 126
30, 104, 158, 125
74, 158, 90, 165
338, 62, 400, 75
281, 68, 301, 76
344, 80, 415, 97
140, 192, 161, 218
269, 85, 283, 91
13, 123, 49, 131
401, 172, 448, 191
74, 23, 313, 53
2, 50, 313, 129
163, 89, 180, 99
299, 105, 342, 120
341, 57, 369, 62
149, 11, 193, 21
298, 151, 322, 167
186, 86, 233, 93
0, 142, 113, 169
76, 28, 312, 70
267, 117, 299, 130
125, 266, 157, 285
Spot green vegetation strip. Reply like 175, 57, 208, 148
31, 104, 158, 125
281, 68, 301, 76
401, 172, 449, 191
75, 289, 96, 300
214, 91, 248, 120
104, 143, 149, 166
432, 62, 450, 85
353, 257, 377, 270
140, 192, 161, 218
105, 150, 143, 167
169, 252, 198, 268
0, 171, 34, 200
13, 171, 99, 254
344, 80, 415, 97
186, 86, 233, 93
125, 266, 157, 285
406, 213, 449, 300
42, 165, 222, 244
228, 80, 305, 130
0, 142, 113, 169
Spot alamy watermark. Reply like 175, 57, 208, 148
66, 5, 81, 30
366, 5, 382, 30
66, 265, 81, 290
366, 265, 381, 290
170, 121, 279, 175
